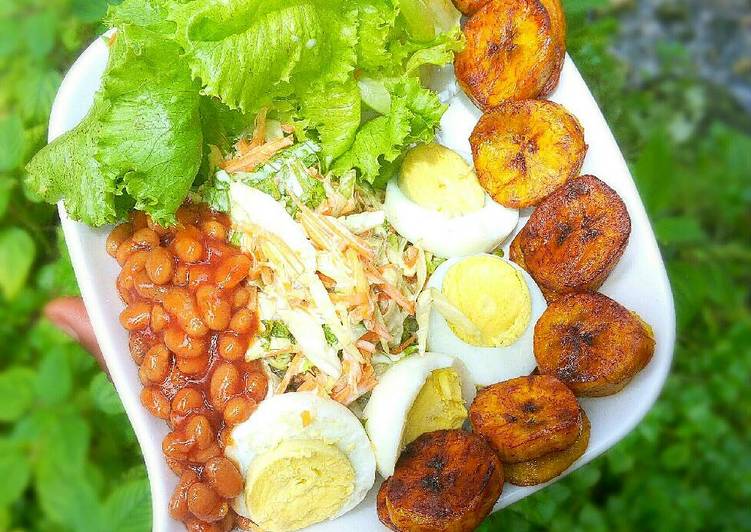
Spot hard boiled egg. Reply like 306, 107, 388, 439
426, 255, 547, 386
225, 392, 375, 531
364, 352, 476, 477
384, 143, 518, 258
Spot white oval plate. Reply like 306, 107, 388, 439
50, 34, 675, 532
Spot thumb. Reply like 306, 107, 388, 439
45, 297, 108, 374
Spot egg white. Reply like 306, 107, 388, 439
383, 179, 519, 259
363, 352, 476, 477
225, 392, 376, 522
426, 255, 547, 387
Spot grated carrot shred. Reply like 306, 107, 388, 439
221, 135, 293, 173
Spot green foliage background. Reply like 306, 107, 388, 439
0, 0, 748, 530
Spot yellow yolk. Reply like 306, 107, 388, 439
244, 439, 355, 532
442, 255, 532, 347
399, 143, 486, 217
402, 368, 468, 445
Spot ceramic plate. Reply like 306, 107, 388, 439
50, 34, 676, 532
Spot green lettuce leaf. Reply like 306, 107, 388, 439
98, 26, 203, 225
396, 0, 462, 44
332, 76, 446, 184
358, 77, 393, 115
331, 113, 411, 183
168, 0, 358, 114
106, 0, 175, 34
199, 97, 249, 155
26, 0, 463, 226
400, 26, 465, 73
299, 79, 361, 163
354, 0, 399, 73
352, 0, 463, 76
25, 26, 203, 226
25, 104, 118, 226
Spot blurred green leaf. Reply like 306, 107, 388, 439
16, 68, 62, 123
35, 350, 73, 405
22, 12, 57, 59
660, 444, 691, 471
0, 439, 32, 507
0, 3, 148, 530
0, 114, 25, 171
36, 229, 80, 297
654, 216, 707, 245
40, 411, 90, 473
0, 17, 20, 57
89, 373, 125, 415
104, 477, 152, 532
34, 412, 105, 530
0, 368, 36, 422
632, 131, 675, 216
0, 227, 36, 299
72, 0, 111, 23
35, 464, 104, 531
0, 173, 13, 218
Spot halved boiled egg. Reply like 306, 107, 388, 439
384, 143, 518, 258
225, 392, 375, 531
364, 352, 476, 477
426, 254, 547, 386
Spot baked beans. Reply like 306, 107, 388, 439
109, 205, 265, 531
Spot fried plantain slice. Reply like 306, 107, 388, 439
377, 480, 399, 531
539, 0, 567, 95
510, 175, 631, 300
505, 408, 590, 486
470, 100, 587, 208
509, 236, 559, 301
534, 292, 656, 396
384, 430, 503, 532
469, 375, 581, 464
455, 0, 563, 109
451, 0, 490, 16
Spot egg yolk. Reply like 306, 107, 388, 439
244, 439, 355, 531
399, 143, 486, 217
403, 368, 468, 445
442, 255, 532, 347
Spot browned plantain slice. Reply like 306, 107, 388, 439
455, 0, 563, 109
509, 236, 559, 301
377, 480, 399, 531
470, 100, 587, 208
469, 375, 581, 464
539, 0, 567, 95
534, 292, 656, 396
451, 0, 491, 16
505, 408, 590, 486
510, 175, 631, 299
383, 430, 503, 532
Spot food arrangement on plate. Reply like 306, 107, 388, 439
27, 0, 660, 530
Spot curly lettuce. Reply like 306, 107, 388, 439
26, 26, 203, 226
26, 105, 118, 226
167, 0, 358, 114
165, 0, 463, 183
332, 77, 447, 184
26, 0, 464, 226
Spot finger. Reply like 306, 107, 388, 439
45, 297, 108, 375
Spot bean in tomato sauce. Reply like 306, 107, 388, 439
109, 205, 266, 531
